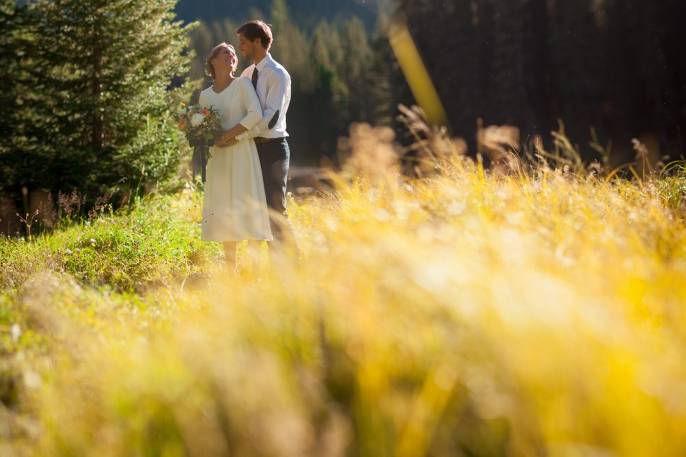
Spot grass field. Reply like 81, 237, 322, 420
2, 139, 686, 456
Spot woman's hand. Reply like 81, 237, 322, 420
214, 134, 237, 148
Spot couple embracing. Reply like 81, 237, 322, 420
199, 21, 292, 269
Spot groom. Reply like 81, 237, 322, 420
216, 20, 293, 245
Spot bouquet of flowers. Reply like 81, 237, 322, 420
177, 104, 223, 183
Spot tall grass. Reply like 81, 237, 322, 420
2, 129, 686, 456
1, 189, 220, 293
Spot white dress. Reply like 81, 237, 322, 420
198, 77, 273, 242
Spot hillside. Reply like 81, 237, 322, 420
175, 0, 380, 28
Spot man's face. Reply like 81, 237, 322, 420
238, 34, 258, 59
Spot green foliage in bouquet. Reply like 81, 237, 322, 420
177, 104, 223, 183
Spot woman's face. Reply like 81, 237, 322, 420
211, 45, 237, 75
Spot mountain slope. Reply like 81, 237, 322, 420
175, 0, 379, 28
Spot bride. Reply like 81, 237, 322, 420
199, 42, 273, 270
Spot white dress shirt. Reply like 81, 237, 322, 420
237, 53, 291, 141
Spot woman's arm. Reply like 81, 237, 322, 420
198, 90, 208, 109
238, 77, 264, 130
215, 78, 263, 146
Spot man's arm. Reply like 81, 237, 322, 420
219, 70, 291, 146
259, 69, 289, 132
235, 68, 289, 142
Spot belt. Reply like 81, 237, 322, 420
254, 137, 286, 145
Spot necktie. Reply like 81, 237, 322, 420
251, 67, 259, 90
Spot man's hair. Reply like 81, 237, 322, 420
237, 20, 273, 50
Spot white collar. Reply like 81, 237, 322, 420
254, 53, 272, 72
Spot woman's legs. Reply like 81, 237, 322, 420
223, 241, 237, 270
223, 241, 263, 272
245, 240, 264, 271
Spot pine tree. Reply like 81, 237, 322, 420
189, 21, 215, 81
367, 28, 412, 132
269, 0, 313, 90
341, 17, 374, 124
17, 0, 194, 204
0, 0, 28, 191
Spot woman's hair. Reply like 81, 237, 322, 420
205, 42, 238, 80
236, 20, 273, 50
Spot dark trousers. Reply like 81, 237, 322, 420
256, 138, 290, 242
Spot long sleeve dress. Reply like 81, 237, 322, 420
198, 77, 273, 242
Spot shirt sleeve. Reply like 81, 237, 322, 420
256, 67, 289, 134
238, 77, 263, 131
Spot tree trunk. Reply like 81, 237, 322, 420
29, 188, 56, 230
0, 192, 19, 237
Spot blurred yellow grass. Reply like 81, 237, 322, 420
7, 150, 686, 456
